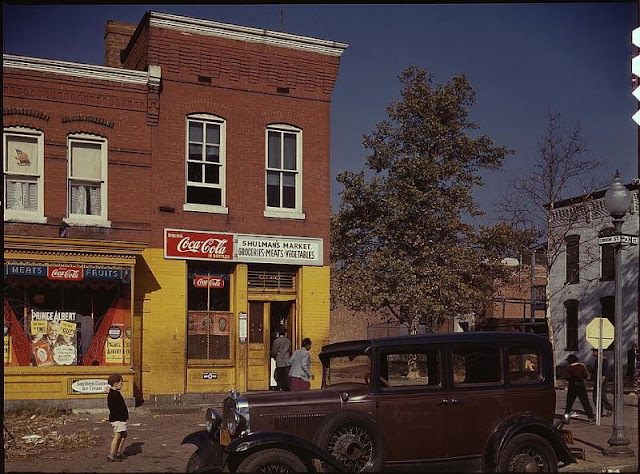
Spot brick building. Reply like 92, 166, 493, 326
4, 11, 347, 407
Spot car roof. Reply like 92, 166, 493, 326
319, 331, 549, 361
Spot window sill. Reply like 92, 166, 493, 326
4, 212, 47, 224
263, 209, 306, 220
64, 216, 111, 227
183, 203, 229, 214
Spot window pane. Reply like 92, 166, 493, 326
268, 131, 281, 168
6, 135, 39, 174
452, 346, 502, 385
88, 186, 101, 216
507, 346, 541, 384
205, 146, 220, 163
204, 164, 220, 184
283, 133, 297, 170
70, 184, 87, 214
188, 163, 203, 183
187, 186, 221, 206
6, 180, 37, 211
282, 173, 295, 209
267, 171, 280, 207
206, 124, 220, 144
189, 122, 203, 143
71, 142, 102, 180
189, 144, 203, 161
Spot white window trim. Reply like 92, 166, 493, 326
3, 126, 47, 223
264, 124, 305, 219
183, 113, 228, 214
65, 133, 111, 227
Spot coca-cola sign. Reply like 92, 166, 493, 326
193, 275, 225, 288
47, 266, 83, 281
164, 229, 233, 261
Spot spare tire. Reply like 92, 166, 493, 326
312, 410, 384, 472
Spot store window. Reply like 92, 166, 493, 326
184, 114, 227, 214
3, 127, 46, 223
4, 264, 131, 367
265, 124, 304, 219
66, 133, 109, 226
187, 263, 233, 363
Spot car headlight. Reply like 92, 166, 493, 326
205, 408, 222, 433
224, 408, 244, 436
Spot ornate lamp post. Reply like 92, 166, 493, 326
602, 172, 634, 457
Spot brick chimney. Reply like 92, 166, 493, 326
104, 20, 137, 68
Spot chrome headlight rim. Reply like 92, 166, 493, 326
205, 408, 222, 433
225, 408, 242, 436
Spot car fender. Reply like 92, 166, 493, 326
483, 413, 575, 470
181, 429, 225, 472
226, 430, 349, 472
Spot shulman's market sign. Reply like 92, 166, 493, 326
164, 229, 323, 266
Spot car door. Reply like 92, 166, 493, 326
447, 343, 509, 458
374, 345, 449, 462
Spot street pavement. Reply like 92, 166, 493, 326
4, 390, 638, 473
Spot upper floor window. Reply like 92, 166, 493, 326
265, 124, 304, 219
565, 235, 580, 284
184, 114, 227, 214
564, 299, 579, 351
3, 127, 46, 223
66, 134, 110, 226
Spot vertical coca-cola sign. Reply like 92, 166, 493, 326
164, 229, 234, 261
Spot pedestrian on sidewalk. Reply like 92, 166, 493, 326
590, 349, 613, 417
564, 354, 595, 422
271, 324, 291, 391
289, 338, 313, 391
106, 373, 129, 462
627, 343, 637, 384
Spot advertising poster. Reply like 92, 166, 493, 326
4, 327, 11, 364
30, 310, 78, 366
105, 325, 124, 364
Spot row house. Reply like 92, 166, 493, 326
3, 11, 347, 407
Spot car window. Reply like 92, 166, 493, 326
507, 345, 542, 384
380, 348, 441, 388
452, 346, 502, 385
324, 354, 371, 387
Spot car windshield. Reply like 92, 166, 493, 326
323, 353, 371, 387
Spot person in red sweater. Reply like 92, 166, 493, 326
564, 354, 595, 422
107, 373, 129, 462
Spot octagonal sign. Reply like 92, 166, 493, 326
586, 317, 615, 349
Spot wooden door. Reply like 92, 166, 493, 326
247, 301, 270, 390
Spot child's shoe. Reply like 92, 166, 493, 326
116, 453, 126, 459
107, 454, 122, 462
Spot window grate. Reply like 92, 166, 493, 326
248, 267, 296, 292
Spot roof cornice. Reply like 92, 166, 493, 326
2, 54, 155, 85
148, 11, 348, 57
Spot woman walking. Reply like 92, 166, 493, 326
288, 338, 313, 391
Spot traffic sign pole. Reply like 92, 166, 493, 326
596, 319, 603, 425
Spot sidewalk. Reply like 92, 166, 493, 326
556, 389, 638, 472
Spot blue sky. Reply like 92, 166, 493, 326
3, 3, 638, 222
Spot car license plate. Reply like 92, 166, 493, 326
562, 429, 574, 444
220, 429, 231, 446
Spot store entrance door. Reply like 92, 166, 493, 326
246, 300, 295, 391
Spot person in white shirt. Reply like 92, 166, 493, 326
288, 338, 313, 391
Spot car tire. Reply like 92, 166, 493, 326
236, 448, 306, 473
186, 451, 201, 473
497, 433, 558, 472
312, 410, 384, 472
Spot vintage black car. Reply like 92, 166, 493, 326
182, 332, 576, 472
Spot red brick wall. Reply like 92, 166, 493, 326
104, 21, 138, 68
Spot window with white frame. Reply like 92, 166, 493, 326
67, 134, 109, 225
265, 124, 304, 218
185, 114, 227, 213
3, 127, 46, 223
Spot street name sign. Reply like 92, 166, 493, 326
586, 317, 614, 349
598, 234, 638, 246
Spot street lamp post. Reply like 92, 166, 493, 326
602, 172, 634, 457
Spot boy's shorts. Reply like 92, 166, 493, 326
110, 421, 127, 433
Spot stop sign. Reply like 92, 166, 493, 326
586, 317, 615, 349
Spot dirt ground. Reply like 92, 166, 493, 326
4, 408, 204, 473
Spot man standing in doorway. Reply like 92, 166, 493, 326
271, 325, 291, 391
590, 349, 613, 417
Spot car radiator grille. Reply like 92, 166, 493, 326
270, 413, 328, 441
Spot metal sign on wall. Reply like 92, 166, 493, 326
164, 229, 323, 266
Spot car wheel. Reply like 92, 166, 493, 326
186, 451, 201, 473
497, 433, 558, 472
312, 410, 384, 472
236, 448, 307, 473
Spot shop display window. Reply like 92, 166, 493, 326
187, 263, 233, 363
4, 276, 131, 367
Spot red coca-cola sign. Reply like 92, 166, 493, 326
164, 229, 233, 261
193, 275, 225, 288
48, 266, 83, 281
